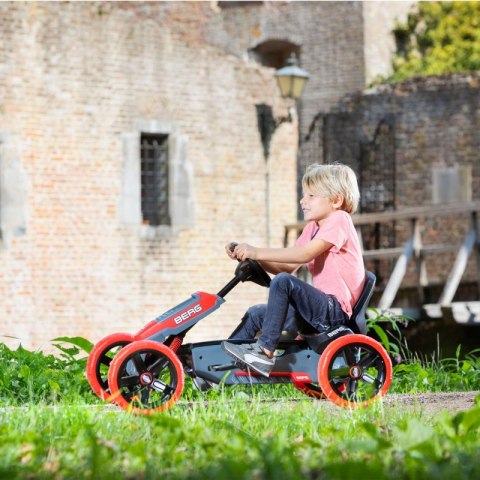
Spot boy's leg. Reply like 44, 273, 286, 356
257, 273, 348, 353
228, 305, 266, 340
223, 272, 346, 376
228, 304, 298, 340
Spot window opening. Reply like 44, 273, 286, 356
140, 133, 170, 226
250, 39, 300, 69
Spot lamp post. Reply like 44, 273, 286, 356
259, 53, 309, 245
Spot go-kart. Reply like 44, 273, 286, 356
86, 254, 392, 414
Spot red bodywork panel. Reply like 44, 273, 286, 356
135, 291, 223, 341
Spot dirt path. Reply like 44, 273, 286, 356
381, 390, 479, 415
184, 391, 480, 415
309, 391, 480, 416
1, 392, 477, 415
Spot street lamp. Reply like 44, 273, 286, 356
275, 53, 310, 100
257, 53, 310, 159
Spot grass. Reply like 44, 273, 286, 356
1, 393, 479, 479
0, 327, 479, 479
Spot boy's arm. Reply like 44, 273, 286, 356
225, 242, 300, 274
258, 260, 302, 275
234, 238, 333, 264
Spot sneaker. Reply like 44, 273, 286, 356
222, 341, 275, 377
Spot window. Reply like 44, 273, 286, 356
140, 133, 170, 226
120, 121, 194, 237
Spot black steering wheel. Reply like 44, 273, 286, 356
229, 243, 271, 288
244, 259, 271, 288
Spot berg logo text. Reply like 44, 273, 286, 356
174, 304, 202, 324
327, 326, 346, 338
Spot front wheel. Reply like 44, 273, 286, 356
318, 334, 392, 408
108, 340, 184, 414
86, 332, 134, 401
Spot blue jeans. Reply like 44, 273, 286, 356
229, 272, 348, 352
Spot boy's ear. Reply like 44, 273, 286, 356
331, 195, 344, 209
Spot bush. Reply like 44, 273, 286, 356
382, 1, 480, 83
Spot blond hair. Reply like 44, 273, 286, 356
302, 163, 360, 214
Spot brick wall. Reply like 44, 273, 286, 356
0, 1, 421, 349
206, 1, 366, 181
0, 2, 298, 349
325, 74, 480, 207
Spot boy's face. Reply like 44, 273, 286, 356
300, 187, 338, 224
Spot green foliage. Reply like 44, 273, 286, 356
392, 347, 480, 393
1, 325, 480, 406
52, 336, 93, 355
0, 335, 479, 478
385, 1, 480, 82
0, 396, 479, 479
366, 309, 480, 393
0, 338, 95, 405
366, 307, 411, 359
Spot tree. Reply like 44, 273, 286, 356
387, 1, 480, 82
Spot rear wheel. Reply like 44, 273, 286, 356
86, 333, 134, 401
318, 334, 392, 408
108, 340, 184, 414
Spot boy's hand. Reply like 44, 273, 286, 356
233, 243, 257, 261
225, 242, 238, 260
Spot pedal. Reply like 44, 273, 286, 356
209, 362, 237, 372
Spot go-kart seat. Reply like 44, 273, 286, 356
347, 270, 376, 335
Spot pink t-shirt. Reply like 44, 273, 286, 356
295, 210, 365, 317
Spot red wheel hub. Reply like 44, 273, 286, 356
140, 372, 153, 386
349, 365, 363, 380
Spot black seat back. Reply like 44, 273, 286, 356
347, 271, 376, 335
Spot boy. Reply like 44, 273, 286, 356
222, 163, 365, 377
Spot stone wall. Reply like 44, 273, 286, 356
322, 73, 480, 287
205, 1, 417, 209
0, 2, 298, 349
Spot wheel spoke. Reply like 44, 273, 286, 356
147, 356, 169, 375
347, 379, 358, 397
132, 353, 147, 373
119, 374, 140, 388
359, 351, 378, 370
111, 344, 184, 412
140, 388, 150, 405
327, 343, 389, 401
362, 372, 378, 385
342, 345, 357, 366
151, 378, 173, 395
87, 335, 135, 402
100, 353, 113, 367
